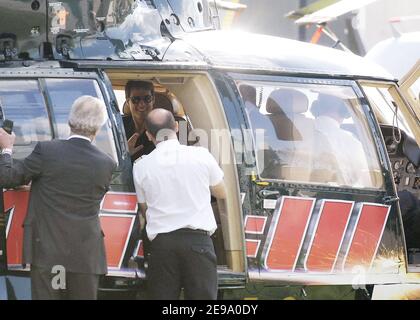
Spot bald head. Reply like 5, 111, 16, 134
145, 108, 177, 140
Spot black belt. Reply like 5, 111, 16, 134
175, 228, 209, 235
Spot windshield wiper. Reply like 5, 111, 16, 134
140, 44, 160, 60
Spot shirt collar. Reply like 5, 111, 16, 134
155, 138, 179, 149
67, 135, 92, 143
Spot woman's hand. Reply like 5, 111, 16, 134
127, 132, 144, 156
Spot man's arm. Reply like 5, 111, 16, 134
139, 202, 148, 218
0, 128, 42, 187
0, 129, 22, 187
138, 202, 148, 235
210, 180, 227, 199
133, 161, 148, 225
0, 153, 17, 187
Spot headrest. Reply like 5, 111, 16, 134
239, 84, 257, 105
266, 88, 309, 114
122, 100, 130, 115
154, 93, 174, 114
311, 93, 350, 118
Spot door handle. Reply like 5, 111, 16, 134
382, 195, 399, 205
258, 190, 280, 198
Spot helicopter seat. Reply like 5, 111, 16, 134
265, 88, 315, 182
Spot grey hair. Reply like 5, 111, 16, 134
68, 96, 107, 137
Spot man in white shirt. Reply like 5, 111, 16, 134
133, 108, 226, 300
312, 93, 371, 187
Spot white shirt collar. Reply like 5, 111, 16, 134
67, 134, 92, 143
155, 138, 179, 149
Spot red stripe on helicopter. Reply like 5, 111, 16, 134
342, 203, 391, 271
4, 190, 30, 265
100, 214, 135, 268
244, 215, 267, 234
101, 192, 138, 213
246, 239, 260, 258
264, 197, 315, 271
261, 197, 390, 273
5, 190, 138, 269
304, 200, 354, 272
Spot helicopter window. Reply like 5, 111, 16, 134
237, 81, 384, 189
362, 86, 417, 143
43, 79, 118, 163
0, 80, 52, 159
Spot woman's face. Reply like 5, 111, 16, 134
128, 87, 155, 122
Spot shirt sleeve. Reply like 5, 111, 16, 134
206, 149, 224, 186
133, 162, 146, 203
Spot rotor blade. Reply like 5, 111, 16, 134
286, 0, 338, 21
212, 0, 247, 12
294, 0, 379, 25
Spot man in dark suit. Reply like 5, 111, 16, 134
0, 95, 116, 300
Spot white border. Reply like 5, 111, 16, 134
263, 199, 277, 210
246, 239, 261, 258
303, 199, 354, 273
99, 213, 136, 269
5, 206, 14, 239
341, 202, 391, 272
133, 240, 143, 258
100, 191, 138, 214
263, 196, 316, 272
244, 215, 267, 234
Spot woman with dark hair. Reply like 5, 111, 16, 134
123, 80, 156, 161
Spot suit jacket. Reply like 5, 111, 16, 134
0, 138, 116, 275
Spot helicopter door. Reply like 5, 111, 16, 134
229, 74, 403, 285
0, 74, 126, 275
0, 79, 52, 272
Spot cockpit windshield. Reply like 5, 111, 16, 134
49, 0, 169, 60
0, 0, 218, 61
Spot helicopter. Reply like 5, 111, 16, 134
0, 0, 419, 300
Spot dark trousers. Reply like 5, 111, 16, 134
147, 229, 218, 300
31, 265, 100, 300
